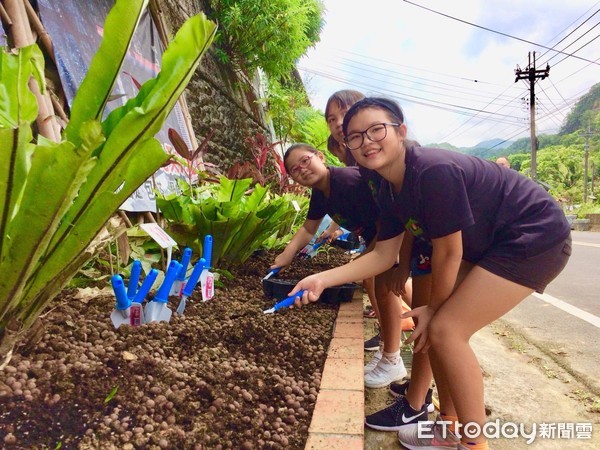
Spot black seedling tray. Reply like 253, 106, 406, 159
263, 278, 359, 304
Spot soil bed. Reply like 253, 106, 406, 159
0, 248, 352, 449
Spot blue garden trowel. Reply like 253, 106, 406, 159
176, 257, 206, 315
200, 235, 214, 301
144, 260, 182, 323
171, 247, 192, 297
298, 239, 326, 259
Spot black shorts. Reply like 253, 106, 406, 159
477, 235, 572, 293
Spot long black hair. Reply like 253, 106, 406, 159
342, 97, 405, 137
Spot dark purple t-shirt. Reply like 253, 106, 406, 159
377, 146, 570, 261
307, 166, 378, 245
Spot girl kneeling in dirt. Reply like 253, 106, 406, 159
270, 143, 409, 388
290, 97, 571, 450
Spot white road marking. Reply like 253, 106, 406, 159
572, 240, 600, 248
532, 292, 600, 329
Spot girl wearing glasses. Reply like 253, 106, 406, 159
324, 91, 410, 384
290, 97, 571, 450
326, 91, 437, 429
270, 143, 410, 388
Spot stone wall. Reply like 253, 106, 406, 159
157, 0, 270, 170
587, 213, 600, 232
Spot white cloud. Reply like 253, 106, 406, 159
299, 0, 600, 148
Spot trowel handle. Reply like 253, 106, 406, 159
127, 260, 142, 299
274, 290, 306, 311
177, 247, 193, 281
203, 235, 213, 268
111, 275, 131, 311
133, 268, 159, 304
155, 260, 182, 303
183, 257, 206, 298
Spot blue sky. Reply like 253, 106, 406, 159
298, 0, 600, 148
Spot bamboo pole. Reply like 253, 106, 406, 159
4, 0, 34, 47
4, 0, 61, 141
50, 93, 69, 126
28, 77, 61, 141
23, 0, 55, 64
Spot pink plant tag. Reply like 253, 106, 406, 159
201, 272, 214, 301
129, 303, 143, 327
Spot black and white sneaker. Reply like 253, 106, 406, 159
364, 332, 381, 351
365, 396, 428, 431
389, 380, 435, 413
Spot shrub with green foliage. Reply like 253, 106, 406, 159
207, 0, 324, 79
156, 177, 308, 267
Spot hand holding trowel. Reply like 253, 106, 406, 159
263, 267, 281, 280
263, 290, 307, 314
144, 260, 182, 323
200, 235, 215, 301
176, 257, 206, 315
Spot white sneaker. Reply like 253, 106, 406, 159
365, 356, 408, 388
364, 350, 382, 374
398, 419, 460, 449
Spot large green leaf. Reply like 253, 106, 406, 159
47, 12, 216, 256
0, 125, 34, 264
20, 138, 167, 316
0, 135, 98, 320
65, 0, 149, 146
0, 46, 40, 127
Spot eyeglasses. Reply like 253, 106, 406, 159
289, 153, 316, 176
344, 123, 399, 151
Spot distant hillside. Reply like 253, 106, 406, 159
425, 139, 515, 160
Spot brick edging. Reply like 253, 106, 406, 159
305, 291, 365, 449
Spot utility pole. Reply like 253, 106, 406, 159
515, 52, 550, 182
579, 123, 599, 203
591, 161, 596, 201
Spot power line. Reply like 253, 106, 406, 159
538, 5, 600, 64
313, 59, 519, 107
298, 66, 525, 123
403, 0, 600, 66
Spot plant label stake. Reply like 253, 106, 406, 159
127, 260, 142, 300
110, 275, 131, 328
200, 235, 215, 301
139, 222, 178, 267
263, 267, 281, 280
171, 247, 192, 297
176, 257, 205, 315
144, 260, 181, 323
263, 290, 306, 314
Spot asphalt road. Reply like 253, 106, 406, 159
501, 230, 600, 395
